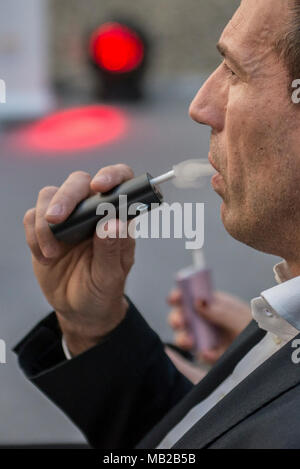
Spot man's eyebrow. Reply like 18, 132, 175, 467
216, 42, 245, 74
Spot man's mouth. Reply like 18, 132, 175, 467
208, 152, 220, 173
208, 152, 224, 191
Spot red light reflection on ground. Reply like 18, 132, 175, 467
17, 105, 127, 154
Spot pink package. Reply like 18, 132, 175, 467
176, 266, 221, 354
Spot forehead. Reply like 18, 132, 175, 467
220, 0, 289, 54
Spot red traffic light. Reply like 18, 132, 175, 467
89, 22, 145, 74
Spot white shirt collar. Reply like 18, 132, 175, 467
273, 260, 293, 283
251, 260, 300, 342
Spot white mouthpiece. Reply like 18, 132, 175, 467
192, 249, 206, 269
150, 170, 175, 186
150, 159, 214, 189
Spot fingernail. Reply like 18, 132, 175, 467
46, 204, 64, 217
195, 299, 207, 309
93, 175, 112, 186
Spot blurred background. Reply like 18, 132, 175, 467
0, 0, 281, 446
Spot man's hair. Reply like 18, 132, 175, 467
276, 0, 300, 81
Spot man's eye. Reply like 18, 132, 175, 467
223, 62, 237, 78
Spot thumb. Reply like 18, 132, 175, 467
199, 344, 227, 364
91, 219, 122, 285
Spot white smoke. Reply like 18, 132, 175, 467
173, 159, 215, 188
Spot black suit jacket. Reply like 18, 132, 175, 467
14, 298, 300, 449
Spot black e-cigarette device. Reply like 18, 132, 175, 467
49, 170, 175, 244
49, 160, 214, 245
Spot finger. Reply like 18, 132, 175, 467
168, 309, 186, 330
200, 345, 227, 364
174, 331, 194, 351
167, 289, 182, 306
45, 171, 92, 223
23, 208, 50, 265
91, 219, 123, 288
91, 164, 134, 193
35, 186, 61, 259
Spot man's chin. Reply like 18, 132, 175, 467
220, 203, 240, 240
220, 202, 232, 233
220, 204, 258, 250
220, 201, 226, 220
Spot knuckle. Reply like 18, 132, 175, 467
28, 236, 40, 252
99, 269, 124, 291
35, 219, 48, 237
38, 186, 58, 199
57, 190, 74, 207
35, 214, 51, 238
104, 236, 119, 251
116, 163, 134, 178
98, 165, 114, 174
112, 269, 124, 284
68, 170, 91, 181
99, 164, 134, 180
23, 208, 35, 226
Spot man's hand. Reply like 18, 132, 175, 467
167, 290, 252, 364
23, 164, 136, 357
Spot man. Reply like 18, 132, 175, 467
16, 0, 300, 448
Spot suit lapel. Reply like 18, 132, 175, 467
173, 331, 300, 448
137, 320, 265, 449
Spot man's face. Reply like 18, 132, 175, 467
190, 0, 300, 259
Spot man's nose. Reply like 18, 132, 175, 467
189, 65, 227, 132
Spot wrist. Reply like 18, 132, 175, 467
56, 297, 129, 357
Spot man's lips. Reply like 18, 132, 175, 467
208, 152, 225, 191
208, 153, 220, 173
